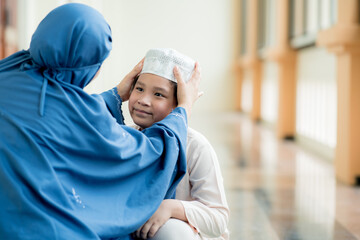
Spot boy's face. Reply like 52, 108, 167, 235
128, 73, 177, 129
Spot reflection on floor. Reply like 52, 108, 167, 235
189, 112, 360, 240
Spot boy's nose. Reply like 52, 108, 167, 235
138, 95, 151, 106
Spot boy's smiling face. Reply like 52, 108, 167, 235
128, 73, 177, 129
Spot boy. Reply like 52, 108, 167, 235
130, 48, 229, 240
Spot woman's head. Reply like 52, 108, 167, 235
129, 48, 195, 129
29, 3, 112, 88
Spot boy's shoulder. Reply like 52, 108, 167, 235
186, 127, 219, 165
187, 127, 212, 148
187, 127, 204, 139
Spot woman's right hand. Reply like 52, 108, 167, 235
175, 62, 202, 118
116, 58, 144, 102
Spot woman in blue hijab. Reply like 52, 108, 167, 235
0, 3, 201, 240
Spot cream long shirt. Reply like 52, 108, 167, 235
175, 127, 230, 240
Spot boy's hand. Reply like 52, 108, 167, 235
133, 200, 172, 239
175, 62, 202, 118
133, 199, 187, 239
117, 58, 144, 101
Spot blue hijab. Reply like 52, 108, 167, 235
0, 3, 187, 240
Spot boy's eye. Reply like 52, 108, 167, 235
135, 87, 144, 92
155, 92, 164, 97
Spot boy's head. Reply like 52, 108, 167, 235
128, 48, 195, 129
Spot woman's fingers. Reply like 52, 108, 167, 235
173, 65, 183, 83
175, 62, 202, 117
191, 62, 201, 83
130, 58, 145, 78
117, 58, 144, 102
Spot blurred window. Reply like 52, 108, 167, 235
257, 0, 277, 57
289, 0, 337, 49
240, 0, 247, 56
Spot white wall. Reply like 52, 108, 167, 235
17, 0, 66, 50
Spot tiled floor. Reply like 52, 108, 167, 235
189, 112, 360, 240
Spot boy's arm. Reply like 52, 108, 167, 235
179, 129, 229, 238
134, 130, 229, 239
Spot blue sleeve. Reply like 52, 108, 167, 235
99, 87, 125, 125
142, 107, 188, 199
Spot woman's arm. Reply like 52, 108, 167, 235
99, 87, 125, 124
98, 59, 144, 124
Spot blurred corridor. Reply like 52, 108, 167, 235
190, 112, 360, 240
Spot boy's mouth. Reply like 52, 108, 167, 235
133, 108, 152, 116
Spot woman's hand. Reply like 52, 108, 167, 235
133, 199, 187, 239
116, 58, 144, 101
175, 62, 202, 118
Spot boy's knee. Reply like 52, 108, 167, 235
149, 219, 199, 240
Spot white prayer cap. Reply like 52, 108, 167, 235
141, 48, 195, 83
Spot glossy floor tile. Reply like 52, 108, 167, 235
189, 112, 360, 240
